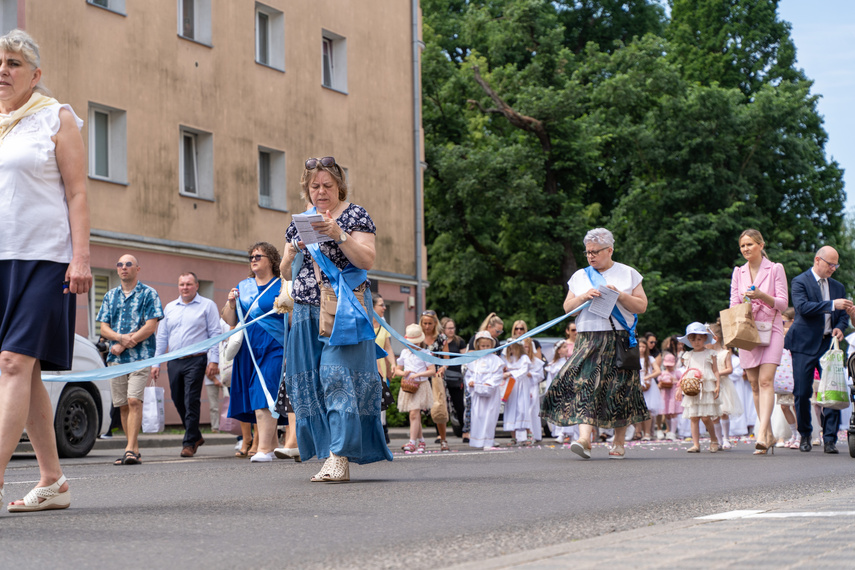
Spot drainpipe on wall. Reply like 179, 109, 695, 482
411, 0, 424, 317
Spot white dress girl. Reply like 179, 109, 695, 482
502, 353, 532, 433
396, 348, 434, 412
640, 354, 661, 416
716, 349, 744, 417
681, 349, 723, 419
465, 353, 505, 448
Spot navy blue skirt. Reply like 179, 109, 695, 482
0, 260, 75, 371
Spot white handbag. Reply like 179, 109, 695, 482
756, 321, 772, 346
223, 331, 243, 361
273, 277, 294, 313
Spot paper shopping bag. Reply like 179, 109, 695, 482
141, 385, 165, 433
719, 303, 761, 351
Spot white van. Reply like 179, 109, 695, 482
33, 335, 113, 458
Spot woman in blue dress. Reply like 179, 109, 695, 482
281, 156, 392, 482
222, 242, 284, 463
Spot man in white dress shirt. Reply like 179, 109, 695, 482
152, 272, 221, 457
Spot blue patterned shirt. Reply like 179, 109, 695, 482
96, 281, 164, 364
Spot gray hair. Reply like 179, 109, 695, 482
0, 29, 49, 95
583, 228, 615, 248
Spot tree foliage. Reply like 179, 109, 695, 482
422, 0, 847, 340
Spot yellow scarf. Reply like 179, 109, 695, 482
0, 92, 59, 144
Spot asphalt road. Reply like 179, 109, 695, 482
2, 436, 854, 569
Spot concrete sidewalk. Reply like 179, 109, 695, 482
446, 483, 855, 569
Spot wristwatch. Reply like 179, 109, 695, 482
335, 232, 348, 245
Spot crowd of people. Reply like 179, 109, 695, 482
0, 28, 851, 517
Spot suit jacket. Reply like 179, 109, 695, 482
730, 257, 789, 323
784, 269, 848, 356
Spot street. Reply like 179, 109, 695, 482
2, 432, 854, 569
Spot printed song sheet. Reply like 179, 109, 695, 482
291, 214, 334, 245
588, 285, 619, 319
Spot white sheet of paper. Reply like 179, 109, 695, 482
588, 285, 619, 319
291, 214, 334, 245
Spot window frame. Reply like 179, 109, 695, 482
255, 3, 285, 71
178, 0, 212, 46
321, 30, 347, 93
86, 0, 126, 15
179, 126, 214, 200
88, 103, 128, 185
257, 146, 287, 212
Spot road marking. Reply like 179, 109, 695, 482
393, 449, 512, 459
696, 510, 855, 520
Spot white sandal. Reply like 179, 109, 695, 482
321, 452, 350, 482
8, 474, 70, 512
310, 456, 335, 482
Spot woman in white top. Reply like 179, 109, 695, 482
542, 228, 650, 460
0, 30, 92, 512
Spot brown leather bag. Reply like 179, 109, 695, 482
315, 262, 366, 338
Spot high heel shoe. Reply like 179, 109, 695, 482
321, 452, 350, 482
311, 455, 336, 482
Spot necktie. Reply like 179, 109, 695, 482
820, 278, 831, 334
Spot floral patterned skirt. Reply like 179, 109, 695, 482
541, 330, 650, 429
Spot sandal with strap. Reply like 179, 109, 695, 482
570, 439, 592, 459
8, 475, 70, 512
320, 452, 350, 482
417, 441, 426, 452
608, 445, 626, 459
311, 455, 335, 482
401, 441, 417, 452
440, 440, 450, 452
687, 445, 700, 453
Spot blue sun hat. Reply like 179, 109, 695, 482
677, 322, 715, 348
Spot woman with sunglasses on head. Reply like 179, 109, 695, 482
222, 242, 286, 463
541, 228, 650, 460
280, 157, 392, 482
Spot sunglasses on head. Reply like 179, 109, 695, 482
116, 261, 134, 268
305, 156, 337, 170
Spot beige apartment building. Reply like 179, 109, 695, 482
5, 0, 426, 347
5, 0, 425, 425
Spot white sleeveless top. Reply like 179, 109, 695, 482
0, 103, 83, 262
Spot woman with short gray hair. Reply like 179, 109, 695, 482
541, 228, 649, 459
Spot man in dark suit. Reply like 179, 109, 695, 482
784, 246, 853, 454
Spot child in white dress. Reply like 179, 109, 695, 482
676, 322, 722, 453
465, 331, 506, 449
637, 341, 661, 440
395, 324, 436, 453
708, 322, 744, 449
502, 341, 533, 445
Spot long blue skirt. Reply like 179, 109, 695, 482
285, 302, 392, 464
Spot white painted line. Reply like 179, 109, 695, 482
695, 510, 765, 520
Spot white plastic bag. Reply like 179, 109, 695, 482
141, 385, 166, 433
818, 337, 850, 410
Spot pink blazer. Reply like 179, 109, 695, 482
730, 257, 788, 324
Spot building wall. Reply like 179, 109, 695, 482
14, 0, 424, 425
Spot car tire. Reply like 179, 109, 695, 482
54, 386, 99, 458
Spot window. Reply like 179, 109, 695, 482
87, 0, 126, 14
179, 127, 214, 199
88, 104, 127, 183
89, 271, 114, 340
178, 0, 212, 45
255, 4, 284, 70
321, 30, 347, 93
0, 0, 16, 35
258, 147, 286, 211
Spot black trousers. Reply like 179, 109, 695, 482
167, 354, 207, 447
791, 340, 841, 444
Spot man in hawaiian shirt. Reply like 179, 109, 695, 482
96, 254, 163, 465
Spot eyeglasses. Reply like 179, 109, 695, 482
819, 256, 840, 270
305, 156, 337, 170
584, 247, 609, 257
116, 262, 134, 268
248, 254, 268, 262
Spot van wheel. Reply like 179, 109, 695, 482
54, 386, 98, 458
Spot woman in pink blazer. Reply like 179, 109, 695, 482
729, 229, 788, 454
